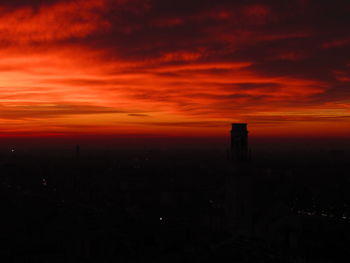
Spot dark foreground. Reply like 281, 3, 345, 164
0, 148, 349, 262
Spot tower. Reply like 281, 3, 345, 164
230, 123, 249, 162
226, 123, 253, 236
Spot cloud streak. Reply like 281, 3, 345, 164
0, 0, 349, 137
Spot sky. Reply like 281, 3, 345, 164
0, 0, 350, 142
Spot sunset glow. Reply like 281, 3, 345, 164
1, 0, 350, 139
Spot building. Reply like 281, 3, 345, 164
226, 123, 253, 236
230, 123, 250, 163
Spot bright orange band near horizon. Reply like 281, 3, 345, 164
0, 0, 350, 139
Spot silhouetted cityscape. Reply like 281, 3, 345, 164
0, 124, 348, 262
1, 0, 349, 261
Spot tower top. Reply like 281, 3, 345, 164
231, 123, 248, 133
230, 123, 250, 162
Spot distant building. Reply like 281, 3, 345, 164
226, 123, 303, 257
230, 123, 250, 162
225, 123, 253, 236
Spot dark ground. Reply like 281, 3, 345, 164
0, 146, 349, 262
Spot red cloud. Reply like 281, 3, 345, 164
0, 0, 349, 138
0, 0, 112, 43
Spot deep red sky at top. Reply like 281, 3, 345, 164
0, 0, 350, 140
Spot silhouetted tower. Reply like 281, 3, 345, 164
225, 123, 253, 236
230, 123, 249, 162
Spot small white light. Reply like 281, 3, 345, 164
160, 217, 163, 221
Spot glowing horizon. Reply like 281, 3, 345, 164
1, 0, 350, 139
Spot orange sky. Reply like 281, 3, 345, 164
1, 0, 350, 139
